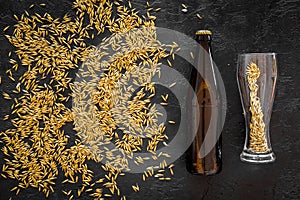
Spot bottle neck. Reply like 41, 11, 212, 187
196, 35, 211, 53
193, 33, 215, 89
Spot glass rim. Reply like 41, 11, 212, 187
238, 52, 276, 56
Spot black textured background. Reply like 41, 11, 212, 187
0, 0, 300, 199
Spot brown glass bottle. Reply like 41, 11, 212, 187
187, 30, 222, 175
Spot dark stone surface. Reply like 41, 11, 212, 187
0, 0, 299, 199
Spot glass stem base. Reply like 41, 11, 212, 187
240, 150, 276, 163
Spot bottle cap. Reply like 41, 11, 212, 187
195, 30, 212, 35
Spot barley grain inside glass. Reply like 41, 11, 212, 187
237, 53, 277, 163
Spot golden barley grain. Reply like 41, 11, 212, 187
181, 8, 188, 13
8, 75, 15, 82
85, 188, 93, 192
3, 26, 10, 32
163, 142, 169, 146
1, 173, 7, 179
132, 183, 139, 192
196, 14, 202, 20
190, 51, 194, 59
3, 92, 11, 100
169, 168, 174, 175
167, 59, 172, 67
169, 82, 176, 88
154, 173, 163, 178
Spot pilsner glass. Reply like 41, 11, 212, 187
237, 53, 277, 163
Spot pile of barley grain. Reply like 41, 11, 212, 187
246, 62, 269, 152
1, 0, 176, 199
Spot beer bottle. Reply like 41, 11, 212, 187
187, 30, 222, 175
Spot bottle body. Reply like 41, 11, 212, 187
187, 30, 222, 175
